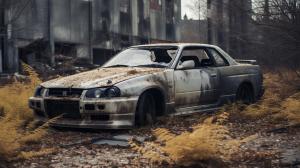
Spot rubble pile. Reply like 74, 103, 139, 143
27, 55, 98, 80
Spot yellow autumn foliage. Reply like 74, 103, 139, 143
0, 63, 47, 161
131, 71, 300, 166
131, 113, 241, 166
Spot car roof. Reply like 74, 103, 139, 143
131, 43, 217, 48
131, 43, 238, 66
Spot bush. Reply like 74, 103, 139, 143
236, 72, 300, 124
131, 113, 241, 167
0, 63, 47, 161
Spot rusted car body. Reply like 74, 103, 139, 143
29, 44, 264, 129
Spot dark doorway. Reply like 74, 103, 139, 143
19, 40, 48, 64
55, 43, 76, 57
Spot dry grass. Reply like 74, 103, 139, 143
0, 63, 48, 161
131, 113, 242, 166
234, 71, 300, 125
131, 70, 300, 166
280, 92, 300, 125
18, 148, 56, 160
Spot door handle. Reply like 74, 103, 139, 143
211, 73, 217, 77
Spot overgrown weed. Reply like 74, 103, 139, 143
0, 63, 48, 161
234, 71, 300, 124
131, 70, 300, 167
131, 113, 242, 167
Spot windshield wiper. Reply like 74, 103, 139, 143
104, 64, 130, 68
135, 64, 167, 68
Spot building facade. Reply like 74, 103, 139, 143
207, 0, 252, 58
0, 0, 181, 73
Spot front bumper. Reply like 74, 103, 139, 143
29, 96, 139, 129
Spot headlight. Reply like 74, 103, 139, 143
106, 86, 121, 97
94, 89, 102, 98
34, 86, 45, 97
85, 88, 105, 98
85, 86, 121, 98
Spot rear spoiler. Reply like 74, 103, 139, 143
235, 59, 257, 65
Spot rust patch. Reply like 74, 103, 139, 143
41, 67, 163, 88
127, 69, 138, 75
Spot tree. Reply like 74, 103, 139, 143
186, 0, 207, 20
184, 0, 207, 43
250, 0, 300, 70
187, 0, 299, 71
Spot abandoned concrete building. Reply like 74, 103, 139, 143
0, 0, 181, 74
207, 0, 252, 58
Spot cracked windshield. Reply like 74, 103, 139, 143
103, 47, 178, 68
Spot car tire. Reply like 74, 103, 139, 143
135, 92, 157, 127
236, 84, 254, 104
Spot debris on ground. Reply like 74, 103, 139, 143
2, 70, 299, 167
92, 134, 146, 147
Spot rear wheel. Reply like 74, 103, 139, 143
135, 93, 157, 127
236, 84, 254, 104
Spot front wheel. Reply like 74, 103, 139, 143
135, 93, 156, 127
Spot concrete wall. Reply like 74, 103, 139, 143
13, 0, 49, 41
1, 0, 181, 72
51, 0, 89, 44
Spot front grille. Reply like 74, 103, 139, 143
44, 100, 81, 119
48, 88, 83, 98
85, 104, 95, 111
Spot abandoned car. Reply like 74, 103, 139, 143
29, 44, 264, 129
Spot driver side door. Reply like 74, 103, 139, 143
174, 68, 202, 107
174, 47, 219, 108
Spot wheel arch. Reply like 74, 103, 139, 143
236, 80, 255, 102
137, 86, 167, 117
237, 80, 254, 92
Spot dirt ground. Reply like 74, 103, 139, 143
9, 111, 300, 168
1, 71, 299, 168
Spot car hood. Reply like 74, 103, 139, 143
41, 67, 164, 89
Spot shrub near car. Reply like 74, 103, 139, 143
29, 43, 264, 129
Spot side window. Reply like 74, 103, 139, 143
178, 48, 213, 68
208, 48, 228, 66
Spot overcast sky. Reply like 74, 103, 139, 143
181, 0, 198, 19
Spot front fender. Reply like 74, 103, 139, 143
115, 70, 174, 103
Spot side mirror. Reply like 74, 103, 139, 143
177, 60, 195, 70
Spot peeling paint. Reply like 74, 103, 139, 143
41, 67, 163, 88
29, 44, 264, 129
200, 70, 211, 91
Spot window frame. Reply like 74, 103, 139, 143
206, 47, 229, 67
102, 46, 179, 68
174, 46, 215, 70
